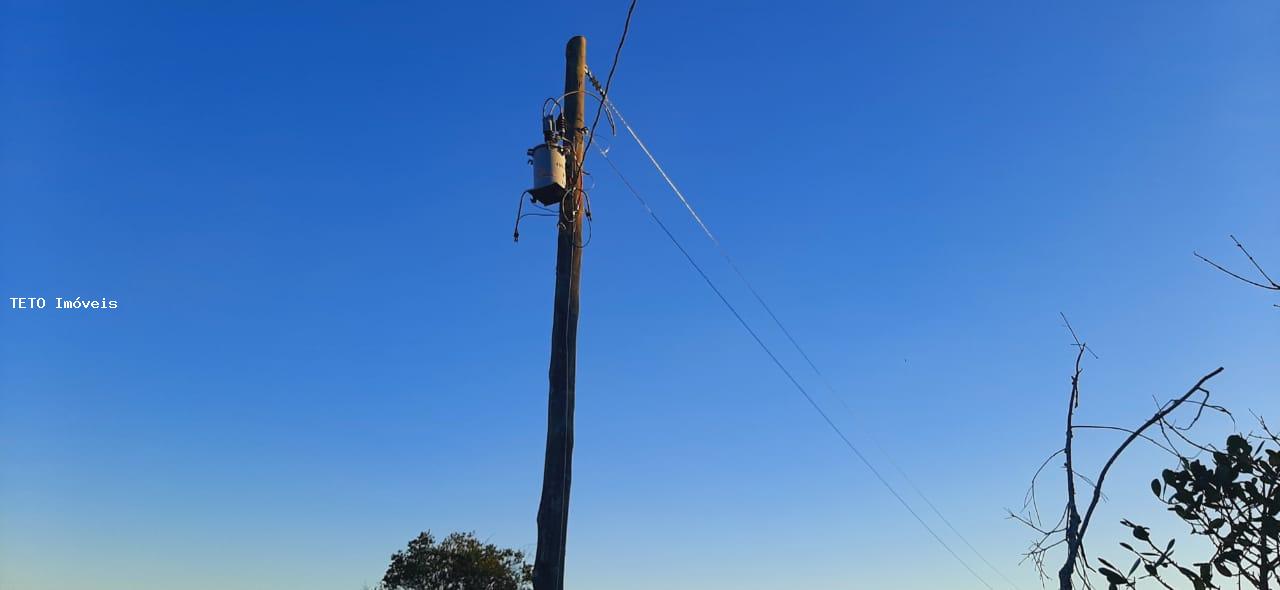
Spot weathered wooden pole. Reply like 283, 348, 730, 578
533, 35, 586, 590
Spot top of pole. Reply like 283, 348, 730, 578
564, 37, 587, 111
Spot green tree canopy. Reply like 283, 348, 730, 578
381, 531, 532, 590
1107, 430, 1280, 590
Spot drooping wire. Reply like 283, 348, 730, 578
512, 190, 532, 242
603, 98, 1022, 589
596, 146, 997, 590
544, 89, 607, 120
513, 190, 564, 243
574, 188, 594, 249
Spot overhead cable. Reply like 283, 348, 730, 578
596, 145, 997, 590
603, 98, 1022, 589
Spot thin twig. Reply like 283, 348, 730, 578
1194, 235, 1279, 292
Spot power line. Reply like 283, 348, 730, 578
595, 146, 997, 590
607, 98, 1021, 590
575, 10, 1015, 582
888, 459, 1023, 590
583, 0, 637, 160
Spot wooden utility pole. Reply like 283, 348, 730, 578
533, 35, 586, 590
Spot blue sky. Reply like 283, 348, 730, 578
1, 2, 1277, 589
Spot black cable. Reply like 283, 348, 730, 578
513, 190, 530, 242
582, 0, 636, 159
513, 191, 561, 243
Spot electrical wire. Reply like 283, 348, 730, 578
513, 189, 568, 243
574, 189, 594, 249
582, 0, 636, 159
604, 98, 1022, 590
596, 146, 997, 590
544, 89, 607, 119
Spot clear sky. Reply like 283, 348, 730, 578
1, 2, 1277, 589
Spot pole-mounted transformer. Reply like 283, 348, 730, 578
527, 115, 568, 207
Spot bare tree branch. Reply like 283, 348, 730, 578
1071, 425, 1181, 458
1074, 367, 1225, 556
1195, 235, 1279, 308
1013, 317, 1227, 590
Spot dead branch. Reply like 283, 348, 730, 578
1013, 316, 1227, 590
1195, 235, 1279, 307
